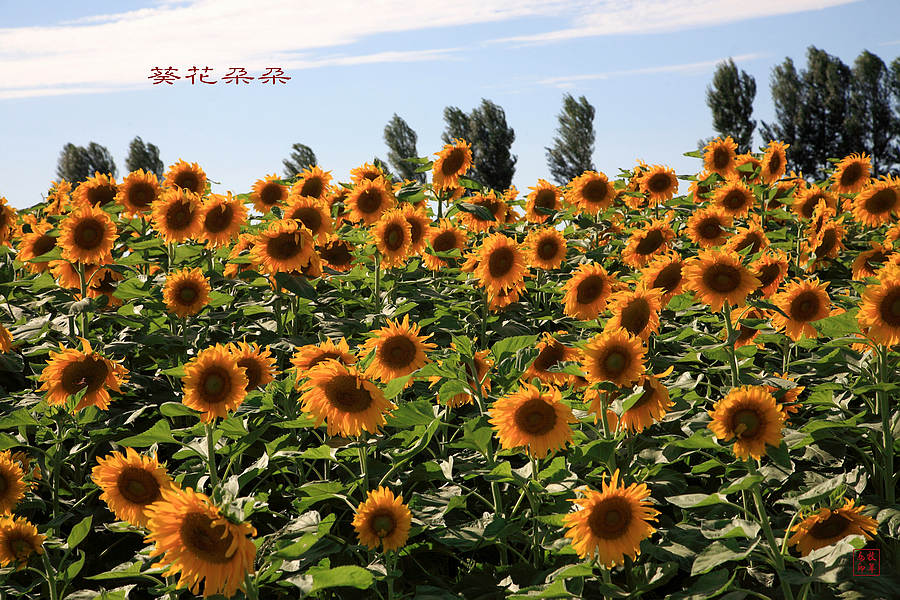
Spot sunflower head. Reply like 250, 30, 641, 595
683, 250, 759, 312
724, 220, 769, 256
424, 220, 468, 271
708, 385, 784, 460
857, 265, 900, 346
686, 206, 732, 249
319, 234, 356, 273
17, 220, 57, 274
640, 253, 685, 305
250, 219, 315, 275
228, 341, 277, 391
400, 204, 430, 256
605, 286, 663, 341
526, 180, 562, 223
92, 448, 175, 527
581, 329, 645, 387
525, 227, 567, 270
290, 338, 357, 384
793, 185, 836, 220
181, 344, 249, 422
346, 177, 395, 225
489, 383, 575, 457
473, 233, 529, 296
788, 498, 878, 557
458, 191, 507, 233
73, 172, 118, 208
293, 165, 333, 200
372, 209, 412, 268
0, 516, 45, 570
0, 451, 26, 514
284, 195, 333, 240
751, 250, 789, 298
353, 486, 412, 551
852, 176, 899, 228
38, 337, 129, 412
117, 169, 160, 217
163, 268, 211, 318
250, 174, 288, 213
831, 153, 871, 194
351, 162, 390, 186
432, 139, 473, 191
524, 333, 579, 385
619, 374, 672, 433
565, 171, 615, 215
771, 278, 831, 341
151, 188, 203, 243
359, 315, 436, 382
640, 165, 679, 206
563, 262, 615, 321
198, 192, 247, 249
760, 141, 789, 184
59, 204, 117, 265
712, 177, 755, 218
703, 137, 738, 177
299, 361, 395, 437
163, 160, 207, 196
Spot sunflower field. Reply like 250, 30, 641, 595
0, 139, 898, 600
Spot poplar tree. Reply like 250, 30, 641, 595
545, 93, 596, 185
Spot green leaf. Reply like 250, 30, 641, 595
691, 539, 759, 576
492, 334, 538, 363
457, 202, 494, 222
812, 308, 859, 338
67, 515, 92, 549
0, 409, 39, 429
159, 402, 195, 418
667, 493, 729, 509
27, 246, 62, 263
383, 374, 413, 400
117, 421, 177, 447
386, 400, 435, 428
719, 474, 762, 495
307, 565, 374, 592
438, 379, 469, 404
86, 561, 144, 581
113, 278, 152, 301
207, 291, 233, 308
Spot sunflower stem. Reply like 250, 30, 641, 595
877, 345, 895, 504
749, 478, 795, 600
479, 290, 488, 349
41, 551, 59, 600
528, 454, 542, 569
167, 242, 175, 271
374, 251, 382, 316
358, 438, 369, 493
76, 261, 89, 339
721, 302, 740, 387
205, 422, 219, 491
243, 573, 259, 600
599, 393, 612, 440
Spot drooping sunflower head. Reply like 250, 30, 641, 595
293, 165, 333, 200
703, 137, 738, 177
723, 220, 769, 256
565, 170, 615, 215
605, 286, 663, 341
852, 176, 899, 228
250, 219, 315, 275
581, 328, 645, 387
793, 185, 836, 220
432, 139, 473, 191
163, 160, 207, 196
857, 265, 900, 346
686, 206, 732, 249
299, 361, 395, 437
0, 516, 45, 570
0, 324, 11, 354
751, 250, 789, 298
690, 171, 716, 204
852, 241, 894, 281
351, 162, 389, 186
46, 180, 72, 215
91, 448, 175, 527
223, 233, 257, 279
228, 341, 278, 391
359, 315, 436, 382
87, 267, 125, 308
290, 338, 357, 384
524, 333, 579, 385
562, 469, 659, 566
117, 169, 160, 217
734, 153, 762, 183
787, 498, 878, 557
346, 177, 395, 225
708, 385, 784, 460
315, 234, 354, 273
59, 204, 116, 265
181, 344, 249, 422
712, 177, 755, 218
619, 374, 672, 433
198, 192, 247, 249
728, 306, 767, 349
424, 220, 468, 271
525, 179, 562, 223
38, 337, 129, 412
473, 233, 528, 295
525, 226, 567, 270
145, 487, 256, 599
250, 174, 288, 213
563, 262, 615, 321
640, 253, 685, 305
458, 191, 507, 233
284, 195, 333, 241
683, 250, 759, 312
352, 486, 412, 552
73, 172, 118, 208
0, 451, 26, 514
831, 152, 871, 194
639, 165, 679, 206
622, 217, 674, 267
371, 209, 412, 268
400, 204, 430, 256
163, 268, 211, 318
17, 220, 57, 274
771, 278, 831, 341
802, 219, 846, 269
760, 141, 789, 185
489, 383, 575, 458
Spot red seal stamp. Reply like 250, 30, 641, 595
853, 549, 880, 576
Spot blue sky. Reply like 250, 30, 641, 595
1, 0, 899, 209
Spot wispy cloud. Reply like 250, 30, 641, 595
536, 53, 765, 88
0, 0, 568, 99
490, 0, 861, 45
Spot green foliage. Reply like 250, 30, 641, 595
56, 141, 117, 183
384, 113, 425, 183
706, 58, 757, 152
441, 99, 517, 191
124, 136, 164, 178
545, 93, 596, 185
282, 142, 317, 178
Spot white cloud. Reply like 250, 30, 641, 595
537, 53, 765, 88
490, 0, 861, 44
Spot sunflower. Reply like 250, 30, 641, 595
563, 469, 659, 566
525, 227, 567, 270
734, 153, 762, 184
151, 189, 203, 244
346, 177, 395, 225
400, 204, 430, 256
284, 195, 333, 241
46, 180, 72, 215
690, 171, 716, 204
88, 267, 125, 308
0, 516, 45, 570
249, 174, 288, 213
443, 348, 493, 408
223, 233, 257, 279
563, 263, 615, 321
683, 250, 759, 312
290, 338, 357, 383
581, 329, 645, 387
91, 448, 175, 527
432, 139, 473, 191
526, 180, 562, 223
17, 220, 56, 274
771, 278, 831, 341
708, 386, 784, 460
59, 204, 116, 265
852, 176, 899, 227
640, 253, 685, 305
489, 384, 575, 458
353, 486, 412, 552
793, 185, 836, 220
371, 210, 412, 268
857, 266, 900, 346
163, 160, 207, 196
640, 165, 679, 206
49, 260, 98, 291
325, 185, 352, 226
359, 315, 436, 382
292, 165, 332, 200
38, 338, 129, 411
163, 268, 211, 318
622, 217, 675, 268
457, 191, 507, 233
472, 233, 528, 295
727, 307, 767, 349
198, 192, 246, 249
712, 177, 755, 218
831, 153, 871, 194
703, 137, 737, 178
618, 374, 672, 433
685, 206, 732, 248
565, 171, 615, 215
318, 235, 356, 273
0, 452, 26, 514
299, 362, 395, 436
524, 333, 580, 385
227, 341, 277, 391
751, 250, 789, 298
852, 242, 894, 281
766, 372, 804, 423
760, 141, 789, 185
117, 169, 160, 218
627, 160, 650, 194
802, 219, 845, 270
487, 285, 523, 311
723, 220, 769, 256
788, 499, 878, 557
145, 487, 256, 599
181, 344, 248, 422
351, 162, 389, 186
0, 324, 11, 354
250, 219, 315, 275
605, 287, 663, 341
73, 172, 118, 208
